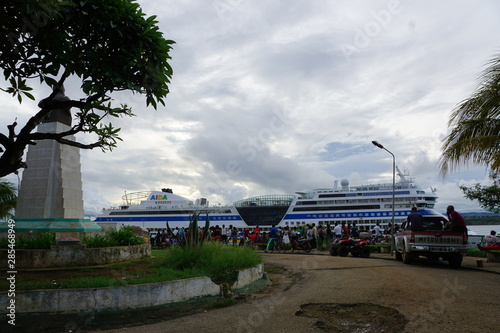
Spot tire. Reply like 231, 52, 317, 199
402, 247, 413, 264
338, 245, 349, 257
302, 242, 312, 253
395, 251, 403, 261
360, 246, 371, 258
330, 244, 339, 256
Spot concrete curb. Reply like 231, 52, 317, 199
365, 252, 500, 273
0, 264, 263, 314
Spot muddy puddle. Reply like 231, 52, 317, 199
295, 302, 408, 332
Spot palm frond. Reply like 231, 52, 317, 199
440, 52, 500, 175
0, 179, 17, 219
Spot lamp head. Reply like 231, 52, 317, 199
372, 141, 384, 149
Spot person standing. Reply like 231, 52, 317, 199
333, 222, 342, 239
445, 205, 467, 233
351, 223, 359, 238
407, 207, 424, 231
254, 225, 261, 237
306, 224, 314, 243
221, 224, 228, 243
311, 223, 318, 249
341, 222, 348, 237
317, 225, 325, 250
326, 225, 333, 249
265, 224, 279, 253
373, 223, 382, 243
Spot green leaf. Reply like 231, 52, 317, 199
22, 91, 35, 100
44, 77, 58, 88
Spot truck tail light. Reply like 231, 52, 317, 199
463, 233, 468, 245
410, 234, 415, 243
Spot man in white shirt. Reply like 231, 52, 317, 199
333, 223, 342, 239
373, 223, 382, 242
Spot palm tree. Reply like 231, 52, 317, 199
439, 52, 500, 175
0, 178, 17, 220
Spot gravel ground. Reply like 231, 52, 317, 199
3, 252, 499, 333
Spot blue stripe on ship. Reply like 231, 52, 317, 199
283, 209, 436, 220
95, 215, 243, 222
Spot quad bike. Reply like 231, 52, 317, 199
330, 237, 371, 258
289, 237, 312, 253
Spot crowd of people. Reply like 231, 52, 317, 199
150, 221, 396, 250
150, 224, 253, 248
145, 205, 476, 250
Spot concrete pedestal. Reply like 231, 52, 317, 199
15, 122, 85, 219
1, 121, 101, 233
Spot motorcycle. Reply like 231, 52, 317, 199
330, 237, 371, 258
289, 237, 312, 253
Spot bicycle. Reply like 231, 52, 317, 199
269, 237, 285, 253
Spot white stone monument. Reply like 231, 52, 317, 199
11, 87, 101, 233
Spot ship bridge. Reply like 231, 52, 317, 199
234, 194, 294, 226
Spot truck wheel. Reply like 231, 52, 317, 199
329, 245, 338, 256
303, 242, 312, 253
402, 248, 413, 264
360, 246, 371, 258
448, 255, 462, 269
338, 245, 349, 257
395, 251, 403, 261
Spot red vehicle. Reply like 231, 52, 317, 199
395, 217, 468, 268
330, 237, 371, 258
289, 237, 312, 253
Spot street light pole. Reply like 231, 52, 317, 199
372, 141, 395, 256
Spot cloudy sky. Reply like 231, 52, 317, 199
3, 0, 500, 216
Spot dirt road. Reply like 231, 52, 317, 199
98, 252, 500, 333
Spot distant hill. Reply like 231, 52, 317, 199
458, 214, 500, 225
435, 212, 500, 224
459, 212, 500, 217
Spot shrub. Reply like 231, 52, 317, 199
167, 212, 210, 248
0, 233, 55, 249
467, 248, 487, 257
162, 242, 262, 284
82, 234, 118, 248
107, 226, 145, 246
81, 226, 145, 248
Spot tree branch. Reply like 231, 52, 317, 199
56, 137, 102, 150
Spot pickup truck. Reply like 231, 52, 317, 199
394, 215, 468, 268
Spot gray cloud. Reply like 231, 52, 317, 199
3, 0, 500, 216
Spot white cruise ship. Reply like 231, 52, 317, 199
95, 168, 446, 231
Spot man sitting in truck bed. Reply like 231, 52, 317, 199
444, 205, 467, 233
407, 207, 425, 231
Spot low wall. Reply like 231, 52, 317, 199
0, 264, 264, 314
0, 243, 151, 269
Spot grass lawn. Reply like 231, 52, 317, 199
2, 243, 262, 291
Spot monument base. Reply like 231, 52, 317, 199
0, 218, 102, 234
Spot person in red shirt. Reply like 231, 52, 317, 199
445, 205, 467, 233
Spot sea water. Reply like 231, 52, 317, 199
466, 224, 500, 249
467, 224, 500, 236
